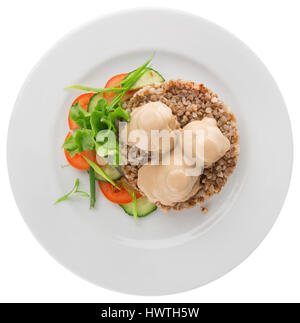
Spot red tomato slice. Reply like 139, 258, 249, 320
68, 93, 95, 130
98, 179, 142, 204
64, 132, 97, 170
103, 73, 137, 103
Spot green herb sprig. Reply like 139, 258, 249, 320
65, 55, 153, 112
54, 179, 89, 205
82, 156, 120, 189
89, 168, 96, 208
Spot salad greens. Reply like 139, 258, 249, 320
54, 178, 89, 205
58, 55, 156, 212
63, 97, 130, 160
69, 102, 91, 129
63, 129, 95, 157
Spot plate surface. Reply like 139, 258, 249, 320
7, 8, 293, 295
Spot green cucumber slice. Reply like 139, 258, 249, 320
94, 164, 122, 182
120, 196, 157, 217
87, 93, 103, 113
125, 68, 164, 90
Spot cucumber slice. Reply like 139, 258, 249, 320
126, 68, 164, 90
87, 93, 103, 113
120, 196, 157, 217
94, 165, 122, 182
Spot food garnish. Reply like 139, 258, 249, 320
54, 178, 89, 205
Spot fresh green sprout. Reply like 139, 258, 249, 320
82, 156, 120, 189
54, 178, 89, 205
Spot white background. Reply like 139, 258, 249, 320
0, 0, 299, 303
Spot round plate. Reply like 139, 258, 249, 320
7, 8, 293, 295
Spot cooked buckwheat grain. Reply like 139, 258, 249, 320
121, 80, 240, 211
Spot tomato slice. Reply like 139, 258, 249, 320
68, 93, 95, 130
103, 73, 137, 103
98, 178, 142, 204
64, 132, 97, 170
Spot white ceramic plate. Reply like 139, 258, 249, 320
7, 8, 293, 295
